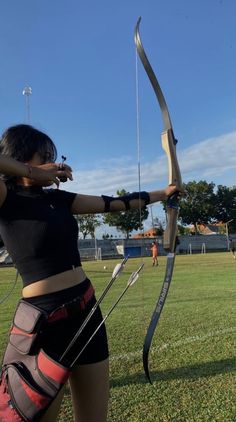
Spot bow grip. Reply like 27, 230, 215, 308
163, 196, 179, 252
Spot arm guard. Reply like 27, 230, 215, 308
101, 191, 150, 212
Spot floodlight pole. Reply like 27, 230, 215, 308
94, 232, 98, 260
225, 219, 233, 250
149, 204, 154, 230
22, 86, 32, 123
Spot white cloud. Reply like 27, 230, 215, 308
180, 131, 236, 182
64, 130, 236, 195
62, 130, 236, 238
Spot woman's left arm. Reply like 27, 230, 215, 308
71, 185, 178, 215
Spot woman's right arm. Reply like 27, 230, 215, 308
0, 155, 73, 206
0, 155, 34, 178
0, 155, 72, 182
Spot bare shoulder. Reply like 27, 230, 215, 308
0, 180, 7, 208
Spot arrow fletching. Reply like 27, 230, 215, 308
127, 263, 144, 286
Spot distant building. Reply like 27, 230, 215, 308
132, 228, 158, 239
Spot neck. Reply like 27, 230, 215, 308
17, 177, 35, 187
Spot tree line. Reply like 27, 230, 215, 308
75, 181, 236, 239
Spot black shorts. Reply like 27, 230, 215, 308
24, 279, 109, 366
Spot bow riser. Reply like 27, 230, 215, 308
161, 129, 182, 252
161, 129, 181, 186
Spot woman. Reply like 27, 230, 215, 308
0, 124, 178, 422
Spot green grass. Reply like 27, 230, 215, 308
0, 253, 236, 421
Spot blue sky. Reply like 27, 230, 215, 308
1, 1, 236, 236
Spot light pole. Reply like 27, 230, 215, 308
225, 219, 233, 250
149, 204, 154, 230
22, 86, 32, 123
94, 233, 98, 260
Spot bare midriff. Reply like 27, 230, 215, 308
22, 266, 87, 298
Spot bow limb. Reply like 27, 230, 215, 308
134, 17, 182, 383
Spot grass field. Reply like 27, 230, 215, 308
0, 252, 236, 421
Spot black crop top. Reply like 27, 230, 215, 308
0, 185, 81, 286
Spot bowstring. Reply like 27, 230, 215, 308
135, 50, 142, 204
135, 45, 146, 348
0, 270, 18, 305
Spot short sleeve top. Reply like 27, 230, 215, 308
0, 185, 81, 286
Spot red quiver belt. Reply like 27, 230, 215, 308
0, 285, 94, 422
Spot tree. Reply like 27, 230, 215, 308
102, 233, 114, 239
214, 185, 236, 232
74, 214, 102, 239
179, 180, 216, 233
152, 217, 164, 235
103, 189, 149, 239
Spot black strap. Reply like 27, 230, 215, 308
101, 191, 150, 212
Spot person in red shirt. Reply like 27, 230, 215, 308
151, 241, 158, 266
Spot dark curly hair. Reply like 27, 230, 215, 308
0, 124, 57, 185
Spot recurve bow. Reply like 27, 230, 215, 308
134, 17, 182, 383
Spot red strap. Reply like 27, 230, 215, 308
37, 350, 70, 384
48, 285, 94, 323
10, 326, 34, 338
80, 285, 95, 310
47, 307, 68, 323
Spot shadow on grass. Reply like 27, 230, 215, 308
111, 357, 236, 387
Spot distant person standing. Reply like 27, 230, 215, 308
229, 238, 236, 259
151, 241, 158, 266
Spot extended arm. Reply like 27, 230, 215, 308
71, 185, 178, 215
